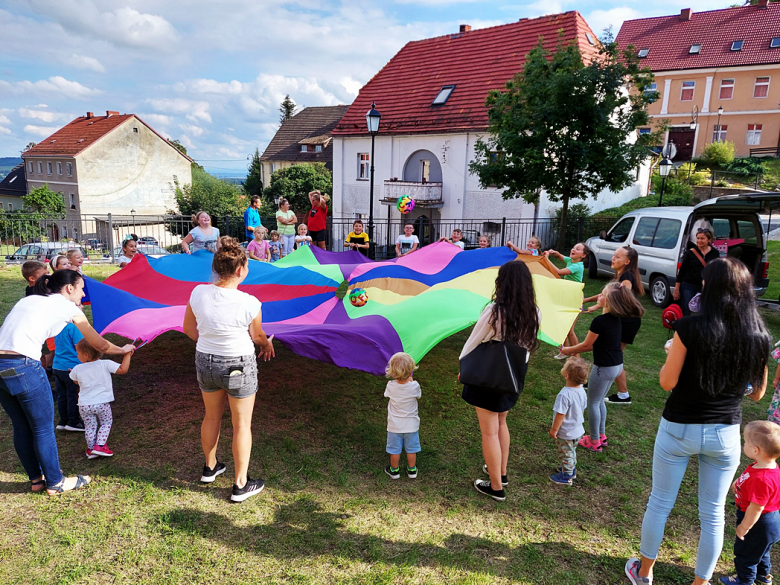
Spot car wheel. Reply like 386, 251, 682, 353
650, 275, 671, 308
587, 253, 598, 280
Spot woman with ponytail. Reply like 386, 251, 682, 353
0, 270, 135, 495
183, 236, 275, 503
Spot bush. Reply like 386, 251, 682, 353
727, 157, 765, 177
549, 203, 592, 250
677, 162, 709, 186
701, 141, 736, 167
650, 174, 693, 203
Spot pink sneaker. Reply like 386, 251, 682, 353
578, 436, 602, 452
91, 444, 113, 457
85, 449, 98, 460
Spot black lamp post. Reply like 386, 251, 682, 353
715, 105, 724, 142
658, 157, 672, 206
365, 102, 381, 259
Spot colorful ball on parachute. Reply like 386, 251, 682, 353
349, 288, 369, 307
396, 195, 415, 214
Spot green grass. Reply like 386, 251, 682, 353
1, 263, 780, 584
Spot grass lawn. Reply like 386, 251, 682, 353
1, 261, 780, 584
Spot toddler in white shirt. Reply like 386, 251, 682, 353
383, 352, 422, 480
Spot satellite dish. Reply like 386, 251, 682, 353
663, 143, 678, 159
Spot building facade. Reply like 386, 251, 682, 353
0, 163, 26, 210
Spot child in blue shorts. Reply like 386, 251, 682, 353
384, 352, 421, 480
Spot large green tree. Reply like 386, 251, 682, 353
23, 184, 66, 215
244, 147, 264, 197
469, 34, 658, 248
279, 95, 298, 124
263, 163, 332, 214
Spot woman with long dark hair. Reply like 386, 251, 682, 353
673, 228, 719, 316
0, 270, 135, 494
460, 261, 540, 501
626, 257, 772, 585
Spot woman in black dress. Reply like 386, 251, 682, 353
673, 228, 719, 316
460, 261, 540, 501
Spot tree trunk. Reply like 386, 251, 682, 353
556, 193, 570, 251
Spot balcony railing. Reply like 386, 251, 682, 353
383, 180, 442, 206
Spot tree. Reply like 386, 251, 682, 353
279, 95, 298, 124
23, 184, 66, 215
168, 138, 204, 171
244, 147, 264, 197
469, 34, 658, 248
263, 163, 332, 213
0, 184, 68, 241
22, 142, 36, 154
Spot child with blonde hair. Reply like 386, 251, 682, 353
66, 249, 84, 274
550, 357, 589, 486
247, 226, 270, 262
507, 236, 542, 256
384, 352, 421, 480
478, 235, 490, 249
51, 255, 71, 271
295, 223, 313, 250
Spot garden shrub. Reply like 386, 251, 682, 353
677, 162, 709, 186
702, 141, 736, 167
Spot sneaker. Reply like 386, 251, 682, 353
549, 471, 574, 486
384, 465, 400, 480
756, 575, 773, 584
231, 477, 265, 502
718, 577, 749, 585
605, 394, 631, 405
407, 466, 418, 479
91, 444, 113, 457
85, 449, 98, 460
625, 558, 652, 585
473, 479, 506, 501
553, 352, 568, 360
578, 435, 602, 452
557, 466, 577, 479
56, 421, 67, 430
200, 461, 227, 483
64, 422, 85, 432
482, 463, 508, 487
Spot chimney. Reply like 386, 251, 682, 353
680, 8, 692, 20
86, 112, 94, 119
757, 0, 768, 8
459, 24, 472, 33
106, 110, 119, 117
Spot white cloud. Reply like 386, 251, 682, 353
18, 107, 72, 122
179, 123, 204, 137
138, 113, 174, 129
0, 76, 101, 98
585, 7, 644, 36
24, 124, 60, 137
0, 126, 11, 135
147, 98, 212, 123
68, 53, 105, 73
0, 115, 11, 125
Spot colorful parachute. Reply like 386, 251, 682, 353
87, 243, 583, 375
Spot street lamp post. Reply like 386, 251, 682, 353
131, 208, 136, 235
658, 157, 672, 207
715, 105, 724, 142
365, 102, 381, 260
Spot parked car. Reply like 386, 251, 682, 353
138, 236, 159, 246
84, 238, 106, 251
5, 243, 88, 264
585, 193, 779, 307
110, 245, 170, 259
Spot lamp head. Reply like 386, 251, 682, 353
366, 102, 381, 134
718, 106, 724, 116
659, 157, 672, 177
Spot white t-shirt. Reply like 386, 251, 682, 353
453, 240, 465, 250
188, 226, 220, 252
396, 234, 419, 255
118, 254, 133, 267
70, 360, 120, 406
384, 379, 421, 433
0, 294, 82, 360
189, 284, 262, 356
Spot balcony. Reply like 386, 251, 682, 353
382, 180, 443, 207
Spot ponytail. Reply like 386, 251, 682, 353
32, 269, 83, 296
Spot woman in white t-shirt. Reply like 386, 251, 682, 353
183, 236, 275, 503
0, 270, 135, 495
182, 211, 220, 254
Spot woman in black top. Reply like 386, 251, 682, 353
673, 228, 719, 316
625, 258, 771, 585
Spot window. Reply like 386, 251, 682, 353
585, 32, 595, 46
301, 145, 307, 152
746, 124, 763, 146
638, 128, 652, 135
47, 162, 52, 175
737, 220, 758, 245
62, 227, 67, 239
772, 38, 780, 49
69, 194, 76, 210
270, 163, 275, 174
606, 217, 635, 243
689, 44, 701, 54
680, 81, 695, 101
133, 127, 138, 133
731, 40, 744, 51
713, 124, 728, 142
28, 162, 33, 173
315, 145, 322, 153
653, 219, 682, 249
420, 159, 430, 183
7, 203, 13, 211
0, 203, 4, 210
66, 162, 72, 176
633, 217, 659, 247
432, 85, 455, 105
754, 77, 770, 98
357, 153, 370, 180
719, 79, 734, 100
57, 162, 62, 175
638, 48, 650, 58
643, 83, 658, 102
37, 162, 42, 174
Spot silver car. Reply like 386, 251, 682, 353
586, 193, 778, 307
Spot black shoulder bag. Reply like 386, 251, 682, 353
459, 341, 528, 396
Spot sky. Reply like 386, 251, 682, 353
0, 0, 734, 177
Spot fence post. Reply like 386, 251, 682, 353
755, 173, 760, 191
224, 215, 230, 239
108, 213, 115, 264
709, 170, 716, 198
501, 217, 506, 245
577, 218, 583, 243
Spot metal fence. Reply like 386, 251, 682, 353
0, 212, 620, 263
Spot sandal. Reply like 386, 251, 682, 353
578, 436, 602, 452
31, 476, 46, 493
47, 474, 91, 496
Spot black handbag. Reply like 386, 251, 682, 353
459, 341, 528, 395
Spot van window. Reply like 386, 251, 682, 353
607, 217, 635, 243
633, 217, 658, 247
653, 219, 682, 249
737, 220, 758, 245
711, 218, 731, 239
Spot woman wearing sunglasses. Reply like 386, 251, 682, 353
673, 228, 718, 316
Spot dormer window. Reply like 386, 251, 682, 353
731, 40, 744, 51
432, 85, 455, 106
301, 145, 307, 152
315, 145, 322, 153
585, 32, 595, 46
638, 48, 650, 58
689, 44, 701, 54
772, 38, 780, 48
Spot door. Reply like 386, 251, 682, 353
597, 216, 636, 276
668, 128, 695, 162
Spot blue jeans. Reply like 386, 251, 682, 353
640, 418, 741, 580
733, 509, 780, 584
587, 364, 623, 441
53, 369, 81, 427
680, 282, 701, 317
282, 234, 296, 256
0, 357, 64, 487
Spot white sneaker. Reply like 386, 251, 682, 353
553, 352, 568, 360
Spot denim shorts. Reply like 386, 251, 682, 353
386, 431, 421, 455
195, 352, 257, 398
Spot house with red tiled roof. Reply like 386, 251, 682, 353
616, 1, 780, 160
331, 12, 651, 247
22, 111, 192, 232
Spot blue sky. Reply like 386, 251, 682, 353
0, 0, 732, 176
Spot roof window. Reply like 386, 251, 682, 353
432, 85, 456, 106
585, 32, 595, 46
771, 37, 780, 48
731, 40, 744, 51
78, 139, 84, 143
638, 48, 650, 58
689, 44, 701, 54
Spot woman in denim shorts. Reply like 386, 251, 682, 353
183, 237, 275, 503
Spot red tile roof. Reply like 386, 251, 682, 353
332, 12, 600, 136
616, 4, 780, 72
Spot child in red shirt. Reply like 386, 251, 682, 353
720, 421, 780, 585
